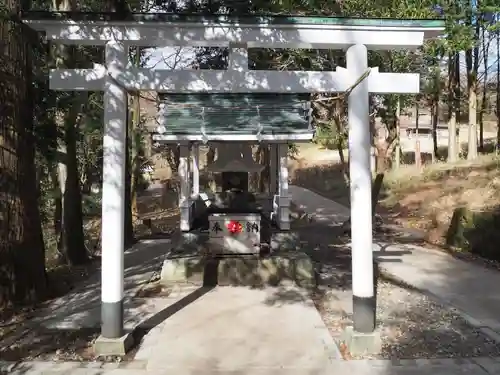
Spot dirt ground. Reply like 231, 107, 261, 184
380, 156, 500, 243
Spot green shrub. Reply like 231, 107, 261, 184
446, 207, 500, 261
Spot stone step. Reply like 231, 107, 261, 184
160, 251, 315, 289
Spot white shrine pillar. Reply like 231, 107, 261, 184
101, 41, 128, 340
274, 143, 290, 230
347, 44, 375, 334
191, 143, 200, 197
269, 144, 278, 194
179, 144, 192, 231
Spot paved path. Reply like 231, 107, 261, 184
290, 185, 500, 343
290, 185, 350, 225
134, 285, 339, 372
32, 239, 174, 330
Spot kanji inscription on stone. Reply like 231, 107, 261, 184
208, 213, 261, 254
246, 222, 259, 233
211, 222, 223, 234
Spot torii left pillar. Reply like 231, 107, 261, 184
94, 40, 133, 356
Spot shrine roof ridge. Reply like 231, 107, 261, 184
22, 11, 445, 29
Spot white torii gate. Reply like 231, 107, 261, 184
23, 13, 443, 355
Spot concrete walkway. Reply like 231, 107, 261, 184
290, 185, 350, 225
290, 185, 500, 342
32, 238, 174, 330
134, 285, 339, 372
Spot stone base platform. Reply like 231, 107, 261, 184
93, 333, 134, 356
339, 326, 382, 356
160, 232, 314, 289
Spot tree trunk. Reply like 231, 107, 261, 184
374, 142, 391, 172
374, 126, 396, 173
51, 165, 62, 247
165, 145, 180, 174
251, 145, 262, 192
333, 101, 349, 183
56, 92, 88, 265
479, 25, 487, 151
467, 79, 478, 159
432, 99, 439, 160
54, 162, 64, 255
415, 100, 422, 168
455, 53, 462, 127
448, 53, 459, 162
51, 0, 88, 267
124, 107, 134, 246
465, 36, 479, 160
258, 145, 270, 193
206, 145, 216, 192
0, 13, 47, 306
432, 64, 440, 161
394, 97, 401, 168
64, 97, 88, 265
124, 47, 141, 247
497, 29, 500, 152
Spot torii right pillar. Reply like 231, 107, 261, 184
343, 44, 381, 354
347, 44, 376, 332
341, 43, 421, 355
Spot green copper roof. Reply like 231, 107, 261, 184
22, 11, 445, 29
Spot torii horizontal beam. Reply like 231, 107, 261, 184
49, 66, 420, 94
23, 16, 443, 49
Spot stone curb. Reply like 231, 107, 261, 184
313, 314, 343, 361
0, 360, 149, 373
3, 357, 500, 373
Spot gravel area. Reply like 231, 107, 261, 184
0, 311, 143, 363
295, 221, 500, 360
376, 280, 500, 359
0, 328, 103, 362
316, 280, 500, 360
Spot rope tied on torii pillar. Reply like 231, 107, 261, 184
311, 68, 372, 104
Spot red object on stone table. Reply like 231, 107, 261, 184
227, 220, 243, 234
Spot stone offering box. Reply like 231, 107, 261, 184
208, 213, 261, 255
